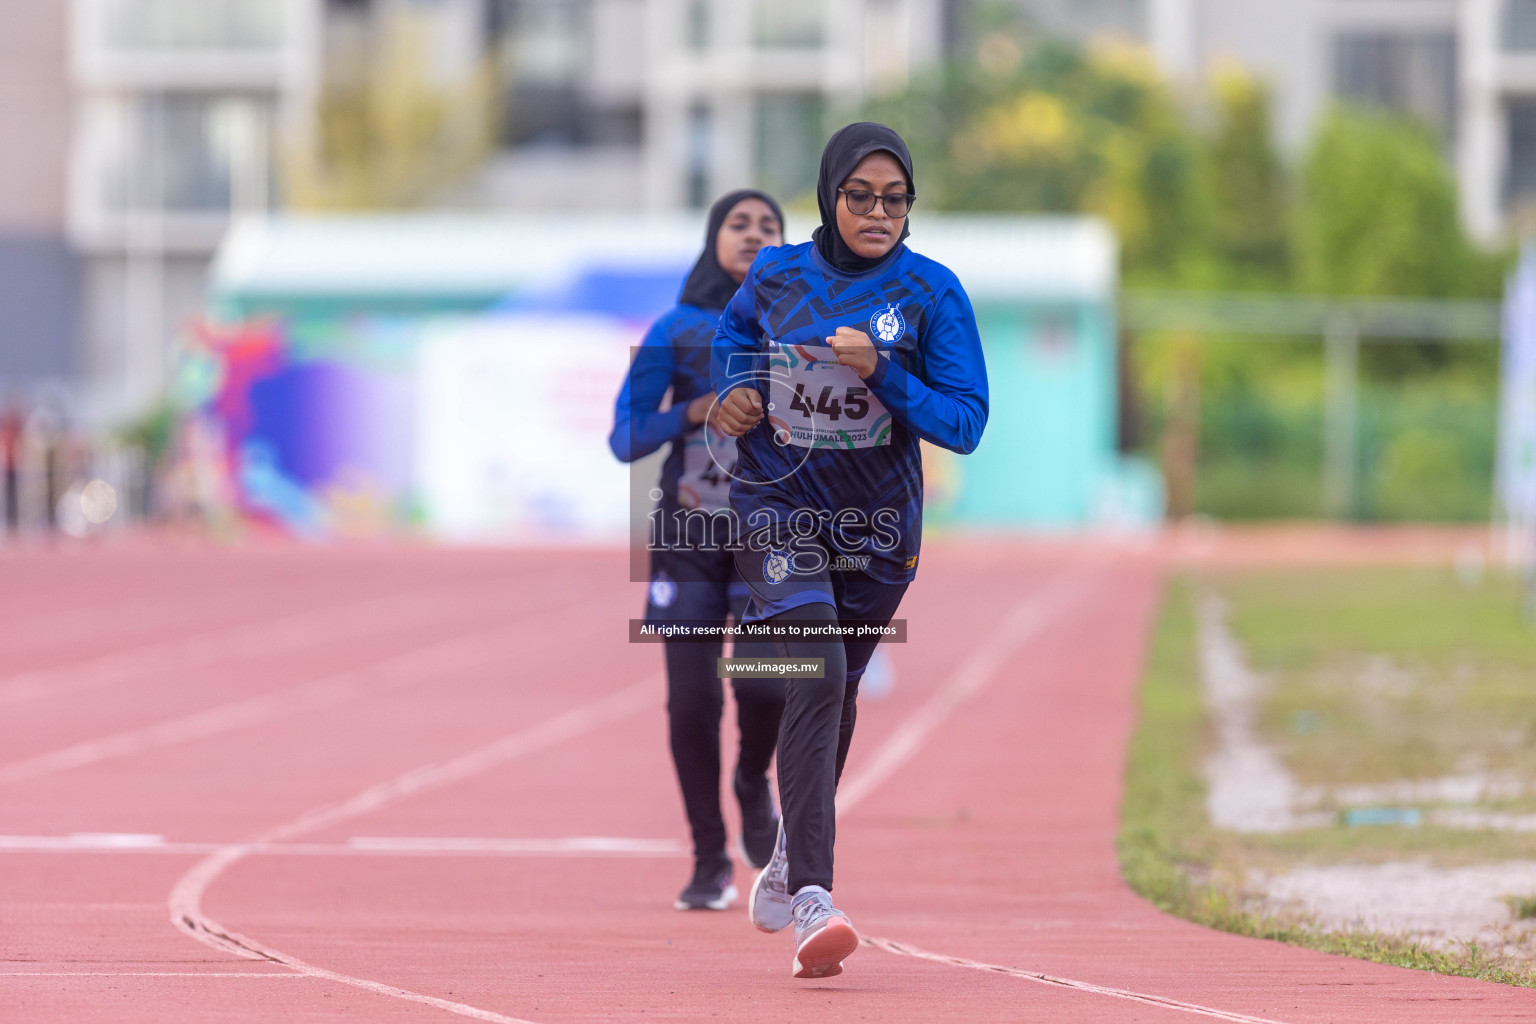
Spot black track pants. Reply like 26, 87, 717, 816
664, 632, 782, 866
756, 580, 907, 894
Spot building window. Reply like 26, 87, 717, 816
1334, 32, 1457, 143
1507, 101, 1536, 212
497, 0, 587, 145
1012, 0, 1144, 43
686, 0, 709, 50
753, 93, 824, 202
95, 0, 285, 50
86, 93, 273, 215
686, 103, 712, 209
755, 0, 822, 48
1504, 0, 1536, 51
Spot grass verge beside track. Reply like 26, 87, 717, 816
1118, 574, 1536, 988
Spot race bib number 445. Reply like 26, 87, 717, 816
765, 344, 892, 449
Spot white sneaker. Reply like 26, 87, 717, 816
790, 886, 858, 979
748, 821, 792, 932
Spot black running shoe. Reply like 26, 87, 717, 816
674, 858, 737, 911
735, 770, 780, 870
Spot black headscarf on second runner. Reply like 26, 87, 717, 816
812, 122, 915, 276
677, 188, 786, 311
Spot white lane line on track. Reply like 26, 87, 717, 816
0, 834, 688, 857
0, 596, 213, 659
836, 565, 1101, 816
842, 563, 1297, 1024
0, 587, 595, 785
168, 676, 658, 1024
347, 835, 687, 856
863, 937, 1290, 1024
0, 571, 581, 708
1, 972, 311, 978
0, 587, 449, 707
0, 832, 168, 848
0, 628, 511, 784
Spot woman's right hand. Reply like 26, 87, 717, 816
716, 388, 764, 437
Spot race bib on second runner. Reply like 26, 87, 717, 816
676, 425, 736, 511
765, 343, 893, 449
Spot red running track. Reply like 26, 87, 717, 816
1, 540, 1531, 1022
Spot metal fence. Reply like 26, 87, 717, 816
1124, 291, 1501, 521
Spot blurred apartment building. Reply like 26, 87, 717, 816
494, 0, 1536, 239
0, 0, 951, 419
3, 0, 1536, 419
65, 0, 325, 421
479, 0, 951, 211
0, 4, 76, 394
1034, 0, 1536, 242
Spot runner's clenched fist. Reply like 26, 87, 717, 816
717, 387, 764, 436
827, 327, 878, 379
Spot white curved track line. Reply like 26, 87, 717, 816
168, 676, 657, 1023
863, 937, 1290, 1024
0, 587, 596, 785
839, 564, 1291, 1024
836, 565, 1100, 815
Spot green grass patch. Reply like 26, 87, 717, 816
1119, 572, 1536, 988
1223, 567, 1536, 790
1507, 895, 1536, 921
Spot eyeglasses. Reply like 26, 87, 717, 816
838, 188, 916, 218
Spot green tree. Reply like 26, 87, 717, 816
1205, 71, 1289, 286
285, 6, 498, 210
1295, 105, 1497, 299
865, 40, 1208, 283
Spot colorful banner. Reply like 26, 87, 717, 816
176, 316, 421, 538
413, 313, 638, 542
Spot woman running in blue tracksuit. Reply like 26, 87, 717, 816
712, 124, 989, 978
611, 190, 788, 911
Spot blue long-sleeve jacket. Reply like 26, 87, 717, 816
610, 303, 734, 515
710, 241, 989, 582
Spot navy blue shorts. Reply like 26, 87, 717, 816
645, 544, 750, 624
732, 532, 906, 681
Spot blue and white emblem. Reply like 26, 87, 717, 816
762, 549, 794, 585
649, 572, 677, 609
870, 305, 905, 344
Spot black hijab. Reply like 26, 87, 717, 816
812, 122, 915, 275
678, 188, 785, 311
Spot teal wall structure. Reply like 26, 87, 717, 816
205, 214, 1163, 530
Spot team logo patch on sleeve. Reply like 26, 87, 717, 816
763, 549, 795, 584
871, 305, 906, 344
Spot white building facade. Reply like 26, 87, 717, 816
32, 0, 1536, 420
477, 0, 951, 213
1460, 0, 1536, 240
1133, 0, 1533, 243
68, 0, 323, 420
66, 0, 498, 420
